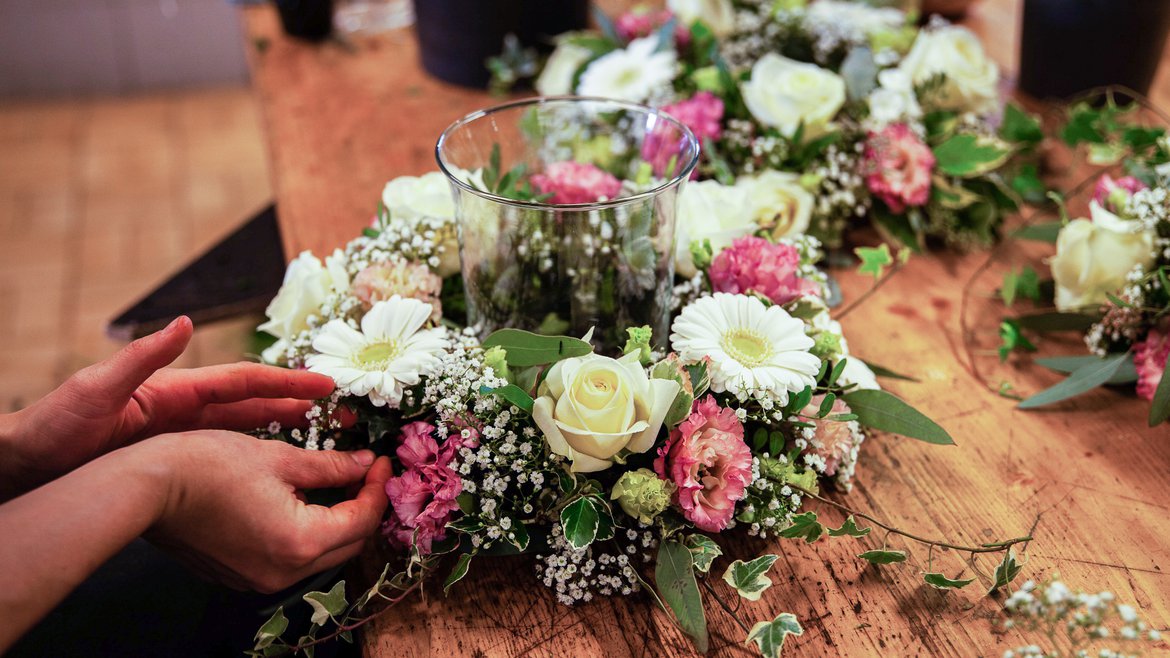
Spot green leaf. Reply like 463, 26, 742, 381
857, 549, 907, 565
745, 612, 804, 658
999, 103, 1044, 144
685, 534, 723, 574
302, 580, 347, 626
827, 515, 871, 538
778, 512, 824, 544
933, 133, 1013, 177
999, 320, 1037, 362
655, 540, 709, 653
1035, 354, 1138, 385
1019, 352, 1130, 409
816, 392, 837, 418
855, 244, 893, 280
254, 607, 289, 649
723, 554, 780, 601
1009, 164, 1047, 204
481, 329, 592, 367
923, 572, 976, 590
1001, 266, 1041, 307
842, 389, 954, 445
989, 550, 1023, 593
505, 518, 530, 551
827, 359, 848, 387
1148, 349, 1170, 426
862, 361, 920, 382
479, 384, 534, 413
1012, 311, 1098, 332
1011, 221, 1063, 243
560, 496, 601, 550
443, 553, 474, 594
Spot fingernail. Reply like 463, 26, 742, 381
350, 450, 375, 466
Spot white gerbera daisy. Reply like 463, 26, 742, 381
306, 296, 447, 407
577, 35, 677, 103
670, 293, 820, 403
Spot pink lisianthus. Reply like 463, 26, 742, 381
615, 9, 690, 44
352, 261, 443, 322
801, 395, 859, 478
708, 236, 823, 306
663, 92, 724, 147
531, 161, 623, 205
1134, 325, 1170, 402
1092, 174, 1146, 215
654, 395, 752, 532
383, 421, 462, 554
863, 123, 935, 214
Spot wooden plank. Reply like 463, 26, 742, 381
241, 1, 1170, 655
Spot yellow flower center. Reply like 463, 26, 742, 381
721, 329, 772, 367
578, 370, 620, 410
355, 340, 401, 370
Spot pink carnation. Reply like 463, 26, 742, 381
383, 421, 462, 554
863, 123, 935, 214
615, 9, 690, 44
654, 395, 752, 532
531, 161, 623, 205
662, 92, 724, 146
708, 237, 822, 306
1134, 325, 1170, 402
801, 395, 858, 478
352, 261, 443, 321
1093, 174, 1146, 215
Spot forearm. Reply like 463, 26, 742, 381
0, 410, 31, 501
0, 440, 172, 652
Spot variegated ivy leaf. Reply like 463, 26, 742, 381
303, 580, 347, 626
685, 534, 722, 574
857, 549, 907, 565
723, 554, 780, 602
827, 515, 870, 538
989, 549, 1024, 594
745, 612, 804, 658
923, 572, 976, 590
443, 553, 474, 594
253, 607, 288, 650
778, 512, 824, 543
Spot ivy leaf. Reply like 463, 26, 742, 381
303, 580, 348, 626
745, 612, 804, 658
560, 496, 601, 550
443, 553, 474, 594
999, 103, 1044, 145
481, 329, 592, 367
655, 540, 709, 653
254, 607, 289, 650
842, 389, 954, 445
1151, 350, 1170, 426
999, 320, 1037, 362
1001, 266, 1041, 307
723, 554, 780, 601
933, 133, 1013, 177
855, 244, 893, 280
356, 564, 391, 610
1019, 352, 1129, 409
923, 572, 976, 590
827, 515, 871, 538
778, 512, 824, 544
1010, 164, 1047, 204
989, 550, 1023, 593
685, 534, 723, 574
478, 384, 534, 414
857, 549, 907, 565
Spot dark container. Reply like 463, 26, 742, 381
414, 0, 589, 88
1019, 0, 1170, 100
275, 0, 335, 42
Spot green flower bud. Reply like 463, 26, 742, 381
690, 66, 722, 93
758, 455, 819, 493
611, 468, 675, 524
689, 239, 714, 274
483, 346, 511, 382
810, 331, 842, 360
623, 325, 654, 366
651, 354, 696, 427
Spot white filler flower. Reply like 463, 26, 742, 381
577, 35, 677, 103
670, 293, 820, 402
307, 296, 447, 407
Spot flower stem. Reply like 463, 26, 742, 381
699, 577, 752, 635
833, 261, 905, 321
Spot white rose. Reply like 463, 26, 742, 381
532, 352, 680, 473
382, 172, 454, 222
258, 249, 349, 341
1051, 202, 1155, 311
737, 170, 813, 239
741, 54, 846, 139
898, 25, 999, 114
667, 0, 735, 37
675, 180, 757, 278
535, 42, 594, 96
867, 68, 922, 128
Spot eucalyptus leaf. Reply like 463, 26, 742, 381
840, 46, 877, 102
481, 329, 592, 367
857, 549, 907, 565
1011, 222, 1063, 243
302, 581, 347, 626
1019, 352, 1129, 409
842, 389, 954, 445
1148, 349, 1170, 426
655, 541, 709, 653
1012, 311, 1098, 332
862, 361, 920, 382
923, 572, 976, 590
1035, 354, 1138, 385
745, 612, 804, 658
827, 515, 871, 538
723, 554, 780, 602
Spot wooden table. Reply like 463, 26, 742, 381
242, 3, 1170, 656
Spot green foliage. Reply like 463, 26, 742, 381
933, 133, 1013, 177
998, 320, 1037, 362
622, 325, 654, 365
857, 549, 908, 565
1019, 352, 1130, 409
840, 46, 877, 102
828, 516, 871, 538
560, 495, 604, 550
655, 540, 709, 653
841, 389, 955, 445
479, 384, 534, 413
862, 361, 920, 382
745, 613, 804, 658
1035, 355, 1138, 385
254, 608, 289, 650
303, 581, 348, 626
685, 534, 723, 574
778, 511, 824, 544
476, 144, 550, 202
481, 328, 592, 367
722, 554, 780, 601
923, 572, 976, 590
999, 104, 1044, 145
1012, 311, 1098, 332
989, 550, 1023, 593
1011, 221, 1062, 243
1009, 164, 1047, 204
443, 553, 474, 594
855, 244, 893, 280
1148, 350, 1170, 426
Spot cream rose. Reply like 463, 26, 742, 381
675, 180, 758, 278
898, 25, 999, 114
1051, 202, 1155, 311
741, 54, 845, 139
258, 249, 349, 342
382, 172, 462, 277
535, 42, 593, 96
737, 170, 813, 239
533, 352, 680, 473
667, 0, 735, 37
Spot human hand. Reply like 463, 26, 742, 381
2, 317, 338, 496
142, 431, 391, 593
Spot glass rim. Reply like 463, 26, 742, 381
434, 95, 700, 211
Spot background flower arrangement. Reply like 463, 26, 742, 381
491, 0, 1045, 252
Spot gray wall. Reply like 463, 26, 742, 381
0, 0, 252, 97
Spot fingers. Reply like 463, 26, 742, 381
195, 398, 317, 431
68, 316, 193, 407
301, 539, 368, 578
279, 447, 378, 490
177, 363, 336, 405
306, 456, 392, 552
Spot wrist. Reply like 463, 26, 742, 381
113, 435, 184, 527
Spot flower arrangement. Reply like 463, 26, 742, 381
492, 0, 1044, 251
997, 96, 1170, 426
249, 157, 1037, 656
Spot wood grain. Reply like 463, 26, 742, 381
242, 2, 1170, 655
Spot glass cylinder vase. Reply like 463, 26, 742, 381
436, 97, 699, 352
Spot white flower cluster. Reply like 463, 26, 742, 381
1003, 578, 1161, 658
534, 523, 656, 605
739, 455, 804, 539
810, 142, 871, 246
1128, 186, 1170, 261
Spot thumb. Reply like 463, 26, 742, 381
281, 448, 377, 490
70, 316, 194, 406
